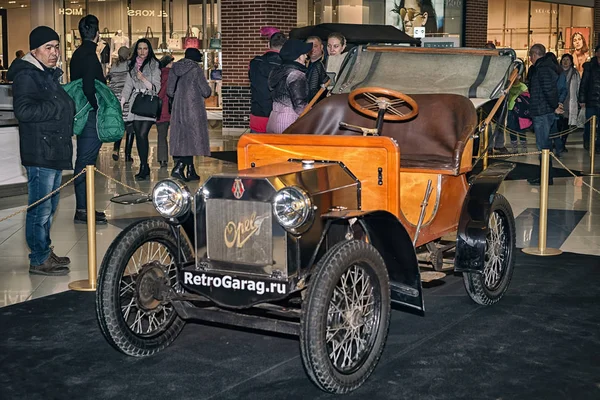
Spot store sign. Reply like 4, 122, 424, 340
535, 8, 557, 15
58, 8, 83, 16
127, 7, 168, 18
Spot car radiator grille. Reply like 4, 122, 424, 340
206, 199, 273, 265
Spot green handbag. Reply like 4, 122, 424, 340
63, 79, 125, 142
62, 79, 92, 136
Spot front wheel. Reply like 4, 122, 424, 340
96, 218, 193, 357
463, 194, 516, 305
300, 240, 391, 394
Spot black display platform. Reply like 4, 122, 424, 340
1, 251, 599, 400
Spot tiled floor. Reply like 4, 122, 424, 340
1, 134, 599, 307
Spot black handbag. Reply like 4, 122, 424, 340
132, 86, 162, 119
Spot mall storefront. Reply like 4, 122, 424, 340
298, 0, 465, 47
487, 0, 594, 71
3, 0, 223, 107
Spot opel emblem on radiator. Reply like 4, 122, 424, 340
232, 178, 245, 199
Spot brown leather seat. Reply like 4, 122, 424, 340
285, 93, 478, 174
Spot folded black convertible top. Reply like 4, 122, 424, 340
289, 23, 420, 46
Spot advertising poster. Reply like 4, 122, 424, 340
565, 27, 591, 76
385, 0, 446, 38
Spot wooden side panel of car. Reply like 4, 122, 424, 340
399, 172, 440, 226
237, 134, 401, 216
410, 174, 469, 247
459, 138, 474, 174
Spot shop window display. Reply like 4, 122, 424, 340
487, 0, 593, 68
299, 1, 462, 44
54, 0, 221, 108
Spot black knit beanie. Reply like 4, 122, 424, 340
184, 48, 203, 62
29, 26, 60, 50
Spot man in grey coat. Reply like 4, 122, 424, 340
167, 48, 212, 181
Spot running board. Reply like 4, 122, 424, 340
172, 301, 299, 336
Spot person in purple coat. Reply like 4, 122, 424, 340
167, 48, 212, 181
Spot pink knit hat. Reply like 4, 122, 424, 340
260, 26, 280, 38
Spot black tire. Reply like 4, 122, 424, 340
300, 240, 391, 394
463, 194, 516, 305
96, 218, 193, 357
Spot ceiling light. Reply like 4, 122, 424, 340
8, 1, 16, 4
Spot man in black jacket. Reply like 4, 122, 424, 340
70, 14, 108, 224
248, 32, 286, 133
578, 44, 600, 152
7, 26, 74, 276
527, 43, 559, 185
306, 36, 329, 102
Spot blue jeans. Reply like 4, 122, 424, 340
74, 111, 102, 210
584, 106, 600, 147
25, 167, 62, 266
532, 113, 555, 179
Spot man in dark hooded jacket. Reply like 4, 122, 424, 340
527, 43, 559, 185
7, 26, 74, 276
248, 32, 286, 133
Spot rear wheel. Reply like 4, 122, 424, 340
96, 218, 193, 356
300, 240, 391, 394
463, 194, 516, 305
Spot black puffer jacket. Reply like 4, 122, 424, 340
7, 53, 75, 170
306, 59, 328, 101
578, 57, 600, 108
268, 61, 308, 115
527, 54, 559, 117
249, 51, 282, 117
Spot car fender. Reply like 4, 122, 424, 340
455, 162, 515, 273
322, 210, 424, 313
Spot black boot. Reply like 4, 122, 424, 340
124, 125, 135, 162
171, 160, 188, 181
186, 163, 200, 181
135, 163, 150, 181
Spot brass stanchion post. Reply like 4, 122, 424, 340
483, 123, 489, 170
69, 165, 97, 291
523, 150, 562, 256
583, 115, 599, 176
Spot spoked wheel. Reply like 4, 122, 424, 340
463, 194, 516, 305
96, 218, 193, 356
348, 87, 419, 122
300, 240, 391, 394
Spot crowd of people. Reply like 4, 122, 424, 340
8, 15, 213, 276
7, 15, 600, 276
249, 29, 349, 134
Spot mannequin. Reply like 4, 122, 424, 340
111, 30, 130, 58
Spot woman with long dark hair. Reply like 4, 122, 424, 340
120, 38, 161, 180
400, 0, 438, 37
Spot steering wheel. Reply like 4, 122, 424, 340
348, 87, 419, 122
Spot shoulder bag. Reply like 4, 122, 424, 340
131, 83, 162, 119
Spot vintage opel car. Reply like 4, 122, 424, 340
96, 45, 519, 394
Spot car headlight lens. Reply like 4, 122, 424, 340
152, 179, 191, 219
272, 187, 312, 230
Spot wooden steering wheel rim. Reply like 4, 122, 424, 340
348, 87, 419, 122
